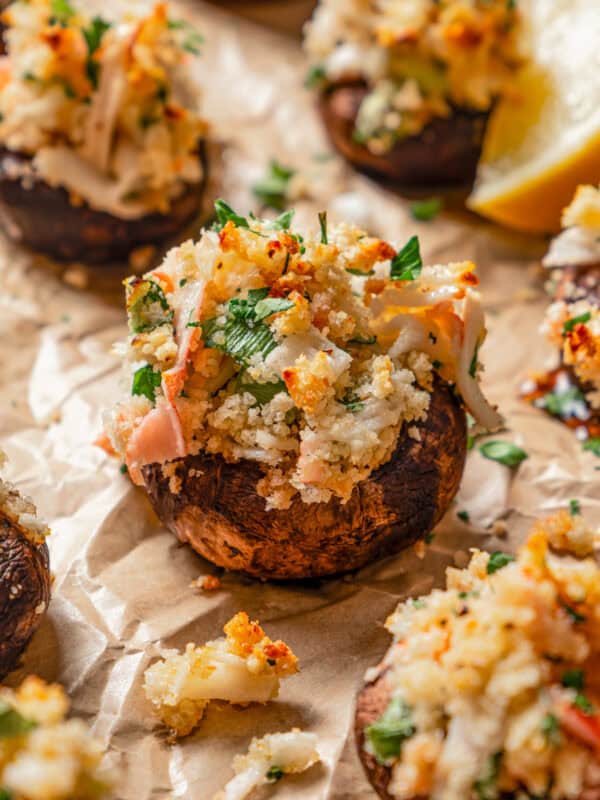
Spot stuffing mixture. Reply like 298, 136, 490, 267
304, 0, 526, 153
105, 202, 499, 509
0, 451, 48, 545
0, 0, 208, 217
0, 676, 111, 800
144, 612, 298, 737
364, 509, 600, 800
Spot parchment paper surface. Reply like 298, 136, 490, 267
1, 2, 597, 798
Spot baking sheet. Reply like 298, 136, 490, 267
1, 2, 596, 798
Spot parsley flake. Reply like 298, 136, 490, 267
486, 551, 515, 574
266, 766, 284, 782
0, 701, 37, 739
479, 440, 528, 468
390, 236, 422, 282
253, 160, 295, 211
563, 312, 591, 335
365, 697, 415, 765
410, 197, 443, 222
131, 365, 161, 403
318, 211, 328, 244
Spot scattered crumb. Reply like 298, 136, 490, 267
129, 245, 157, 274
190, 575, 221, 592
491, 520, 508, 537
62, 264, 89, 290
414, 540, 427, 559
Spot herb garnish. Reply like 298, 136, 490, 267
569, 499, 581, 516
540, 712, 561, 746
349, 334, 377, 345
272, 209, 295, 230
266, 766, 284, 782
198, 288, 294, 367
340, 392, 364, 413
563, 312, 591, 335
49, 0, 75, 25
346, 268, 375, 276
390, 236, 422, 281
0, 788, 13, 800
583, 437, 600, 457
410, 198, 442, 222
132, 365, 161, 403
365, 697, 415, 764
127, 279, 173, 334
563, 670, 596, 716
469, 341, 480, 379
305, 64, 326, 89
457, 510, 470, 523
486, 551, 515, 574
0, 701, 37, 739
479, 440, 528, 468
253, 160, 295, 211
561, 602, 587, 624
473, 751, 502, 800
235, 375, 287, 406
167, 18, 204, 54
536, 384, 586, 419
82, 16, 111, 88
213, 199, 250, 231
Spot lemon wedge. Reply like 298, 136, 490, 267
467, 0, 600, 234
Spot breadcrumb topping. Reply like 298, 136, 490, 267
106, 204, 497, 507
366, 510, 600, 800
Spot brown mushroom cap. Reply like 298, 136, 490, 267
318, 82, 488, 187
142, 379, 466, 580
0, 144, 208, 263
0, 509, 50, 678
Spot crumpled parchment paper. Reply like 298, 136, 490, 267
1, 2, 596, 798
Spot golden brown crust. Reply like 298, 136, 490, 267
142, 379, 467, 580
0, 144, 208, 263
0, 508, 50, 678
318, 82, 488, 187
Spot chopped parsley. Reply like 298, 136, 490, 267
0, 789, 12, 800
49, 0, 75, 25
536, 384, 586, 419
569, 498, 581, 516
119, 463, 128, 474
0, 701, 36, 739
198, 288, 293, 367
252, 160, 295, 211
486, 551, 516, 574
457, 510, 470, 523
167, 18, 204, 55
349, 334, 377, 345
235, 374, 287, 405
340, 392, 364, 413
82, 16, 111, 88
412, 599, 426, 609
574, 693, 595, 715
179, 278, 187, 287
473, 751, 502, 800
540, 712, 561, 746
479, 440, 528, 468
583, 437, 600, 457
390, 236, 422, 282
409, 197, 443, 222
272, 209, 295, 230
266, 766, 284, 782
305, 64, 326, 89
213, 199, 249, 231
131, 364, 161, 403
563, 312, 591, 335
346, 268, 375, 276
127, 279, 173, 334
562, 670, 585, 690
365, 697, 415, 765
469, 341, 480, 379
318, 211, 328, 244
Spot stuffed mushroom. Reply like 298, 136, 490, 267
524, 185, 600, 440
104, 201, 501, 580
304, 0, 526, 186
0, 676, 112, 799
0, 0, 209, 263
0, 452, 50, 679
356, 509, 600, 800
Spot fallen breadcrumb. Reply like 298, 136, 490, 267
144, 612, 298, 737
